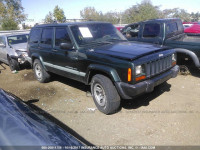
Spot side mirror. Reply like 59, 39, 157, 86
0, 43, 6, 47
60, 42, 73, 50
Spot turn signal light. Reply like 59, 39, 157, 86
136, 75, 146, 81
128, 68, 132, 82
172, 61, 176, 66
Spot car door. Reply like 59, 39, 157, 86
38, 27, 54, 69
49, 27, 80, 81
0, 36, 8, 64
28, 28, 42, 57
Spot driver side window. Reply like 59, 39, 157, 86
55, 28, 72, 47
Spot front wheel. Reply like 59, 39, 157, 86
8, 57, 20, 71
33, 59, 51, 83
91, 74, 121, 115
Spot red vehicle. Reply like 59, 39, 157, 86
115, 26, 124, 31
184, 24, 200, 35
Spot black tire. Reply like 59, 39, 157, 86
8, 57, 20, 71
33, 59, 51, 83
91, 74, 121, 115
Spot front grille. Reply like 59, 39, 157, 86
146, 55, 172, 78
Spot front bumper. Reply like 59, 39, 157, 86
10, 55, 29, 64
115, 65, 179, 99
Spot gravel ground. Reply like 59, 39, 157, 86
0, 63, 200, 146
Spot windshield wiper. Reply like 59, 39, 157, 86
80, 41, 112, 47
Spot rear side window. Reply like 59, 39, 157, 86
29, 28, 41, 43
143, 23, 160, 38
41, 28, 53, 45
166, 22, 178, 34
55, 28, 71, 47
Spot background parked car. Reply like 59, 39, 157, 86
121, 18, 200, 74
182, 22, 198, 29
0, 30, 30, 71
184, 24, 200, 35
0, 88, 88, 149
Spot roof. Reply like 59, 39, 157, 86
127, 18, 181, 26
0, 30, 30, 36
34, 21, 111, 28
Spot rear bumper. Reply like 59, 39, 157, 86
115, 65, 179, 99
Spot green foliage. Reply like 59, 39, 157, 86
44, 5, 66, 23
190, 12, 200, 22
53, 5, 66, 23
1, 18, 19, 30
80, 7, 121, 24
80, 7, 103, 21
122, 0, 162, 23
44, 11, 54, 23
163, 8, 191, 22
0, 0, 26, 30
80, 0, 199, 24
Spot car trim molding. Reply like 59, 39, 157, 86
43, 62, 86, 77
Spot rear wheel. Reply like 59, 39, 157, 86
33, 59, 50, 83
91, 74, 121, 114
8, 57, 20, 71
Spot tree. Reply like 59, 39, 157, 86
43, 5, 66, 23
0, 0, 26, 30
80, 7, 121, 24
80, 7, 103, 21
44, 11, 54, 23
1, 18, 19, 30
190, 12, 200, 22
163, 8, 191, 22
103, 12, 121, 24
122, 0, 162, 24
53, 5, 66, 23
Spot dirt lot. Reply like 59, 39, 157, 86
0, 63, 200, 146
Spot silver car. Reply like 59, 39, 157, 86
0, 31, 30, 71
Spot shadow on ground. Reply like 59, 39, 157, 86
121, 82, 171, 110
0, 63, 6, 73
51, 74, 90, 92
51, 73, 172, 111
189, 67, 200, 78
24, 99, 94, 146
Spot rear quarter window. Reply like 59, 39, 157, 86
29, 28, 42, 43
41, 28, 53, 45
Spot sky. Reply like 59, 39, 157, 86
21, 0, 200, 24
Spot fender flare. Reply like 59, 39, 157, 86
31, 53, 47, 70
85, 64, 121, 84
175, 48, 200, 68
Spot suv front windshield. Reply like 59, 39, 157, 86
7, 34, 29, 45
70, 23, 127, 47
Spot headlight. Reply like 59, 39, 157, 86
136, 65, 143, 75
172, 54, 176, 62
16, 50, 28, 57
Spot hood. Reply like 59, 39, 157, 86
93, 41, 169, 60
11, 43, 27, 52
